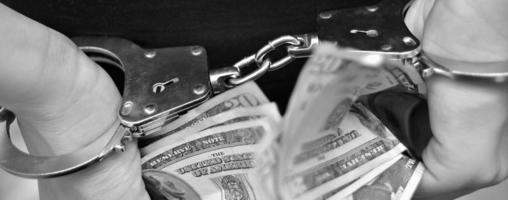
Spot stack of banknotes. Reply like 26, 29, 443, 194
140, 43, 427, 200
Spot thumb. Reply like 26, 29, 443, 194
0, 3, 119, 154
404, 0, 435, 39
0, 4, 149, 200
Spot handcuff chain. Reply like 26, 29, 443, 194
225, 34, 318, 86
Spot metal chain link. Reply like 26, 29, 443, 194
224, 34, 319, 87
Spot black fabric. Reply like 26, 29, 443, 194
361, 91, 433, 160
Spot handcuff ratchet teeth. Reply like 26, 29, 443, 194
0, 0, 421, 179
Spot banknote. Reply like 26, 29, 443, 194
283, 44, 372, 137
146, 147, 274, 200
359, 59, 427, 96
141, 103, 281, 156
211, 174, 256, 200
381, 60, 427, 94
142, 81, 270, 139
279, 64, 407, 200
317, 155, 403, 200
282, 138, 406, 200
279, 118, 406, 200
141, 118, 278, 200
287, 110, 398, 173
182, 103, 280, 134
327, 155, 425, 200
144, 170, 258, 200
141, 118, 278, 169
143, 169, 203, 200
284, 43, 426, 138
281, 58, 402, 172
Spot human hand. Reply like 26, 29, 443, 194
405, 0, 508, 199
0, 4, 149, 200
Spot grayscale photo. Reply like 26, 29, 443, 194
0, 0, 507, 199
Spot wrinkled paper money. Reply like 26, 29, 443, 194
140, 42, 426, 200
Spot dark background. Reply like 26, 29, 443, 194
1, 0, 379, 111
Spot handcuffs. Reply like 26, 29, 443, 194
1, 0, 507, 179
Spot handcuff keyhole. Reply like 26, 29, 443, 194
350, 29, 379, 37
152, 77, 180, 94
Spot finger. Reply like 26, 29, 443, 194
417, 76, 508, 198
404, 0, 435, 39
0, 4, 150, 200
421, 0, 508, 62
0, 3, 118, 154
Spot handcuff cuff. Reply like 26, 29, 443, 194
1, 0, 507, 179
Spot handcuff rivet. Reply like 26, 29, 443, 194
350, 29, 379, 37
121, 101, 134, 115
403, 36, 417, 46
144, 104, 156, 115
381, 44, 393, 51
422, 68, 434, 78
191, 46, 203, 56
366, 5, 379, 12
113, 144, 126, 152
193, 84, 207, 95
144, 51, 157, 59
319, 12, 332, 20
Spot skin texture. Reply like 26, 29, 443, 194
0, 0, 506, 199
0, 4, 149, 200
405, 0, 508, 199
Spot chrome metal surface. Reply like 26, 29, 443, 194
75, 38, 211, 129
0, 108, 130, 179
317, 0, 420, 59
420, 54, 508, 83
152, 78, 180, 94
254, 35, 301, 70
228, 56, 271, 86
209, 67, 240, 94
287, 34, 320, 58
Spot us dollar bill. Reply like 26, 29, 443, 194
141, 119, 278, 200
380, 60, 426, 94
279, 107, 407, 200
141, 103, 280, 156
326, 155, 425, 200
284, 43, 426, 138
279, 49, 408, 199
190, 103, 280, 133
282, 139, 407, 200
280, 50, 401, 171
141, 119, 278, 169
358, 59, 426, 96
283, 44, 368, 137
143, 170, 258, 200
210, 174, 257, 200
